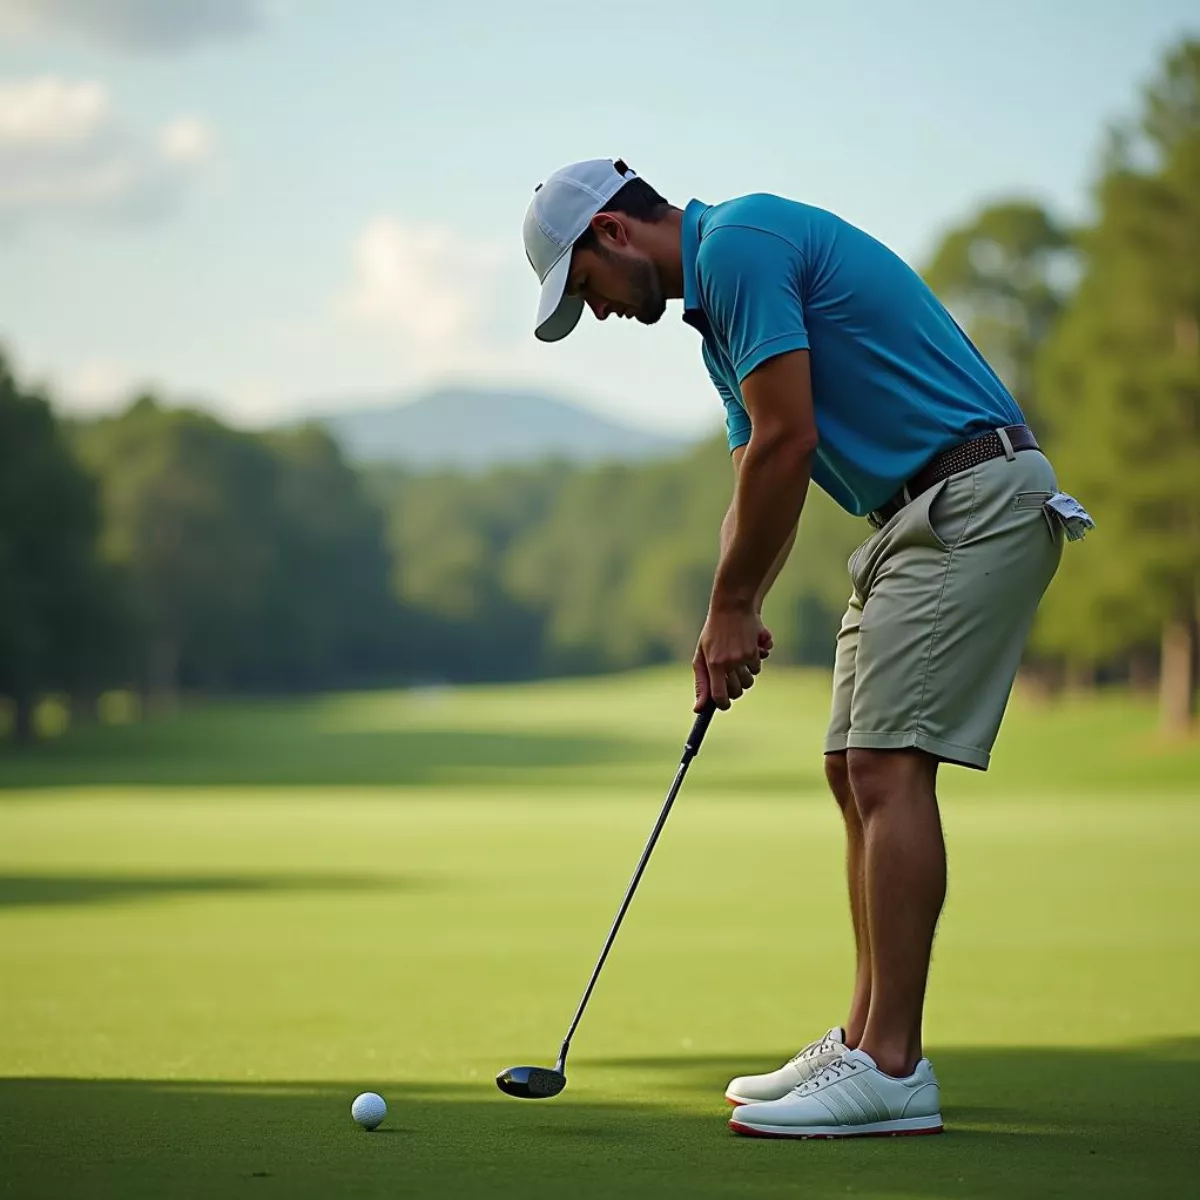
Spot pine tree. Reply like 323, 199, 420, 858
1036, 39, 1200, 730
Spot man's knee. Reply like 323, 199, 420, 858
824, 752, 854, 814
846, 748, 936, 821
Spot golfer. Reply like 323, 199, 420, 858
523, 158, 1085, 1138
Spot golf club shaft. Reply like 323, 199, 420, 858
555, 702, 716, 1071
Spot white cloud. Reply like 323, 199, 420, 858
159, 117, 215, 164
0, 0, 265, 53
0, 76, 108, 141
58, 357, 146, 413
0, 77, 217, 229
222, 380, 281, 425
341, 216, 513, 359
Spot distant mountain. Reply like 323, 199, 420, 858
302, 386, 694, 469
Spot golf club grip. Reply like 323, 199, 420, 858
684, 701, 716, 761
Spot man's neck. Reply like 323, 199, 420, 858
648, 207, 686, 299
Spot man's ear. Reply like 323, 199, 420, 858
593, 212, 628, 247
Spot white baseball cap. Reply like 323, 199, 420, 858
523, 158, 638, 342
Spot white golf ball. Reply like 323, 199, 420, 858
351, 1091, 387, 1131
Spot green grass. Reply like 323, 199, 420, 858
1, 668, 1197, 1198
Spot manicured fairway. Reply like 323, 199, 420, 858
1, 669, 1197, 1198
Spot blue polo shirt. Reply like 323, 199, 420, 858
681, 195, 1024, 516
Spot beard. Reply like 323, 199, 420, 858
596, 243, 667, 326
627, 255, 667, 326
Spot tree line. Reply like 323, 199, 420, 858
1, 38, 1196, 741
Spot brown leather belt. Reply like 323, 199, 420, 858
869, 424, 1040, 528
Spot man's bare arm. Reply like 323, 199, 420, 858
711, 351, 817, 612
721, 444, 798, 612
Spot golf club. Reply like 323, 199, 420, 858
496, 700, 717, 1100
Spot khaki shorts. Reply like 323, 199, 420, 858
825, 446, 1063, 771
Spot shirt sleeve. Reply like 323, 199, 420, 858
703, 343, 752, 452
696, 225, 810, 384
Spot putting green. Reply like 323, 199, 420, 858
1, 669, 1197, 1198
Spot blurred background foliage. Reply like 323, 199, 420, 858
2, 39, 1197, 743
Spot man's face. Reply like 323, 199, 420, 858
566, 222, 666, 327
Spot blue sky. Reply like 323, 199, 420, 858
0, 0, 1195, 434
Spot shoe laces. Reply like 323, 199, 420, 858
789, 1029, 841, 1066
797, 1055, 858, 1094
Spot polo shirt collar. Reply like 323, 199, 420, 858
681, 198, 709, 335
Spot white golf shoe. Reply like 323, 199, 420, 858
724, 1027, 847, 1105
729, 1048, 944, 1139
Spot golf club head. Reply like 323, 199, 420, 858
495, 1065, 567, 1099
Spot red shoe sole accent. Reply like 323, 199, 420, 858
729, 1120, 944, 1140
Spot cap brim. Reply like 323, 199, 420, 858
535, 252, 584, 343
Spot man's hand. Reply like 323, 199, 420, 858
757, 619, 774, 661
693, 602, 770, 712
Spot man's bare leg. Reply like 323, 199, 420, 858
825, 751, 870, 1049
848, 747, 945, 1078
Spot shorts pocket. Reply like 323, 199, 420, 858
1014, 490, 1059, 541
924, 474, 974, 552
1014, 490, 1055, 510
